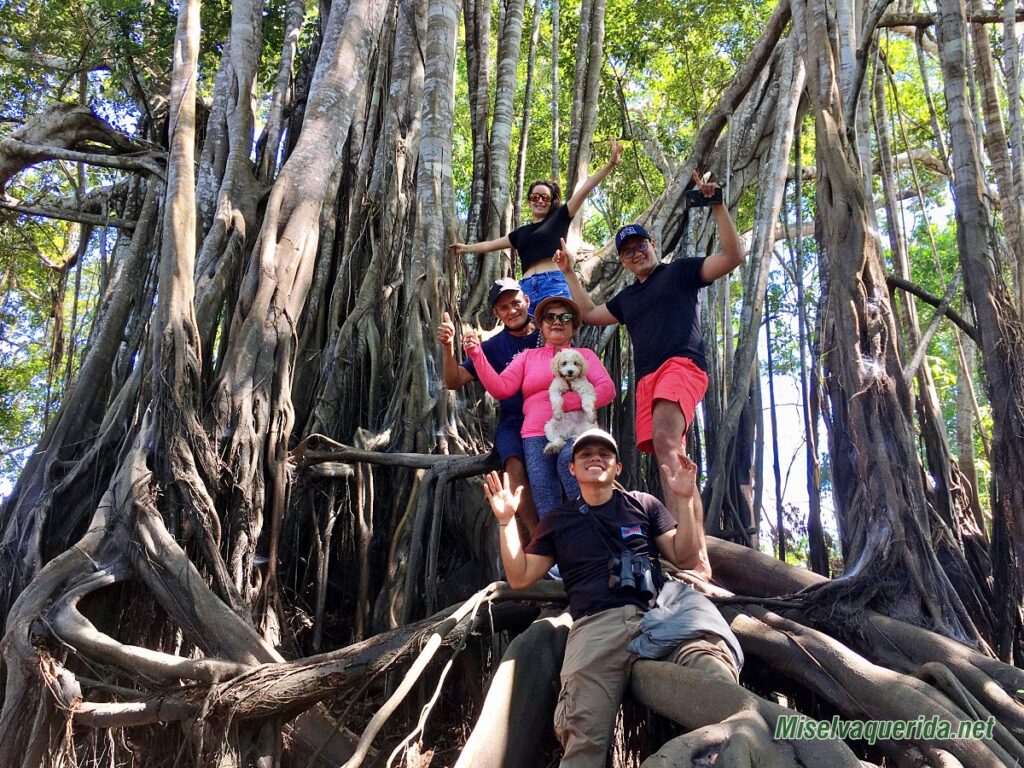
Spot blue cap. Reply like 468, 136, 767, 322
615, 224, 652, 253
488, 277, 523, 307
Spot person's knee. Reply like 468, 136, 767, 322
505, 456, 528, 485
671, 637, 740, 684
506, 456, 539, 535
700, 660, 740, 684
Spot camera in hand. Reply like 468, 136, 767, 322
608, 550, 656, 599
686, 187, 723, 207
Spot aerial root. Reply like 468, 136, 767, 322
630, 662, 862, 767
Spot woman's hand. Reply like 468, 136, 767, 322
608, 137, 623, 169
463, 330, 482, 354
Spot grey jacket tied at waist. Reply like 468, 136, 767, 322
626, 581, 744, 668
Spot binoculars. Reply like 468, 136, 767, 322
608, 550, 656, 599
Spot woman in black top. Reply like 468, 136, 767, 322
451, 139, 622, 306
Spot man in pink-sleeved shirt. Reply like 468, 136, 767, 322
465, 296, 616, 518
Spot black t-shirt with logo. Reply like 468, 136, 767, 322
606, 258, 712, 377
508, 205, 573, 273
525, 489, 677, 619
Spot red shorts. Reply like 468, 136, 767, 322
635, 357, 708, 454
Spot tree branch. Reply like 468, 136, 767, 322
886, 274, 981, 344
0, 201, 136, 229
10, 142, 164, 177
0, 45, 108, 73
877, 8, 1024, 27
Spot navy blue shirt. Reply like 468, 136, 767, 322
462, 327, 540, 416
526, 490, 676, 619
508, 205, 573, 273
606, 258, 711, 377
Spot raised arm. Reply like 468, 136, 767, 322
464, 332, 526, 399
553, 237, 618, 326
565, 138, 623, 216
436, 311, 474, 389
450, 234, 513, 256
654, 451, 712, 579
691, 170, 743, 283
483, 470, 554, 588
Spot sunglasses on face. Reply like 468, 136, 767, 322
619, 240, 651, 260
529, 193, 552, 203
542, 312, 575, 325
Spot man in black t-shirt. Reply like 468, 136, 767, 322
484, 428, 738, 767
439, 278, 541, 534
555, 172, 742, 516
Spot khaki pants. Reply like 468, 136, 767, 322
554, 604, 739, 768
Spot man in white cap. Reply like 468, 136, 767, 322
482, 427, 740, 768
438, 278, 541, 533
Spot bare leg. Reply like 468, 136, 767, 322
651, 398, 688, 477
651, 399, 712, 577
506, 456, 539, 540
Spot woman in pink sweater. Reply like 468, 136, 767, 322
465, 297, 616, 518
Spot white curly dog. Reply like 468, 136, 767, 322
544, 348, 598, 454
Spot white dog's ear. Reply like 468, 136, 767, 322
551, 353, 560, 376
576, 352, 588, 374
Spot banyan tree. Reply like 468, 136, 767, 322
1, 0, 1023, 763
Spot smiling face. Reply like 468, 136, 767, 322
540, 301, 576, 345
492, 290, 531, 332
527, 182, 554, 221
618, 236, 658, 280
569, 442, 622, 486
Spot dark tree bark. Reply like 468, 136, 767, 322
935, 0, 1024, 662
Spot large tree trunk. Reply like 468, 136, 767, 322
512, 0, 542, 230
792, 0, 986, 646
873, 55, 994, 640
462, 0, 491, 247
936, 0, 1024, 662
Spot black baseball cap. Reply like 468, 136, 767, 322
615, 224, 653, 253
488, 277, 524, 307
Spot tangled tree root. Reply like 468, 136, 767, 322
630, 662, 863, 767
455, 610, 570, 768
